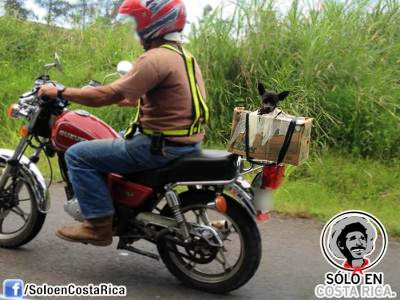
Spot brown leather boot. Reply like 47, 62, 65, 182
56, 216, 113, 246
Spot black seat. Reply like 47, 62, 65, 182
124, 150, 238, 188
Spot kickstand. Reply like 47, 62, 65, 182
117, 239, 159, 261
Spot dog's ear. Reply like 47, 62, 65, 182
257, 83, 266, 96
278, 91, 290, 101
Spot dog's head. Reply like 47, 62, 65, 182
258, 83, 290, 114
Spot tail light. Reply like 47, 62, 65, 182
261, 164, 285, 190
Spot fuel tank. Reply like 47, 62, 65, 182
51, 110, 119, 152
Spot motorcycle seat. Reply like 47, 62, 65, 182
124, 150, 239, 188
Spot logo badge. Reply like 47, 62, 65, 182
315, 211, 397, 299
321, 210, 387, 274
3, 279, 24, 299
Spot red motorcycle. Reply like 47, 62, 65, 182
0, 55, 285, 293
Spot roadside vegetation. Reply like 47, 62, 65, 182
0, 0, 399, 235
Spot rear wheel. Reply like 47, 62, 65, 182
157, 191, 262, 293
0, 160, 46, 248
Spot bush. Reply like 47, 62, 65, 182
189, 0, 400, 159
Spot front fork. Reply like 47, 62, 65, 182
0, 138, 29, 190
0, 107, 43, 191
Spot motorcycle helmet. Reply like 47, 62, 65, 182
118, 0, 187, 42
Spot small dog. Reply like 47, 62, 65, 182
257, 83, 290, 115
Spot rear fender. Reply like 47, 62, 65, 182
0, 149, 49, 213
226, 181, 257, 218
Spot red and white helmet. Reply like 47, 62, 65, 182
118, 0, 186, 41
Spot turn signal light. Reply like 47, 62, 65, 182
215, 195, 227, 214
261, 164, 285, 190
7, 104, 19, 119
19, 126, 29, 137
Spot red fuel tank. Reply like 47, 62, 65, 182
51, 110, 119, 152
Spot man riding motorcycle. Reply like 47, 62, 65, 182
39, 0, 209, 247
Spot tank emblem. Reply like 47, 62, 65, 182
75, 110, 90, 117
59, 130, 87, 142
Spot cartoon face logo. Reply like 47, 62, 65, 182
321, 211, 388, 274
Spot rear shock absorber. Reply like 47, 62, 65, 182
165, 187, 190, 241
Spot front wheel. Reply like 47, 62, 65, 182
157, 191, 262, 294
0, 159, 46, 248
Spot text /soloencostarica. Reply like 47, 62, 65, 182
24, 283, 127, 297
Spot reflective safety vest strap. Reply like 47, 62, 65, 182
123, 99, 141, 139
125, 44, 209, 139
163, 45, 209, 134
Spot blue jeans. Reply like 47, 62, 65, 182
65, 133, 201, 219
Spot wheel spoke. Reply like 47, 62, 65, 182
185, 260, 197, 270
216, 249, 231, 272
192, 210, 201, 224
18, 198, 31, 202
10, 206, 30, 222
0, 209, 10, 220
0, 214, 5, 233
199, 208, 211, 226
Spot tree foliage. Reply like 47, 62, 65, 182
2, 0, 125, 26
34, 0, 72, 25
1, 0, 35, 19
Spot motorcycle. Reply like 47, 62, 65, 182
0, 55, 285, 293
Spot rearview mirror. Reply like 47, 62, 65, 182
44, 52, 63, 74
54, 52, 63, 73
117, 61, 132, 76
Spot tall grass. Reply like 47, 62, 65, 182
0, 19, 142, 146
190, 0, 400, 159
0, 0, 399, 160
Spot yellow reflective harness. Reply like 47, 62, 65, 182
124, 44, 209, 139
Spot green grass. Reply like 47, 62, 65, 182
275, 151, 400, 236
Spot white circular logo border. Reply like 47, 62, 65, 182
320, 210, 388, 272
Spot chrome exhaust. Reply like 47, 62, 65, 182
136, 212, 178, 228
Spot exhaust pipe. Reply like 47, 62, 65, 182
136, 212, 178, 228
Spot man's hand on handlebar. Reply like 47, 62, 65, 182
38, 84, 58, 100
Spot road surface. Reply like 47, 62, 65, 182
1, 184, 399, 299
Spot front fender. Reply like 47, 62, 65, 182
0, 149, 50, 213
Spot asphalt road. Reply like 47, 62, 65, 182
0, 184, 399, 300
